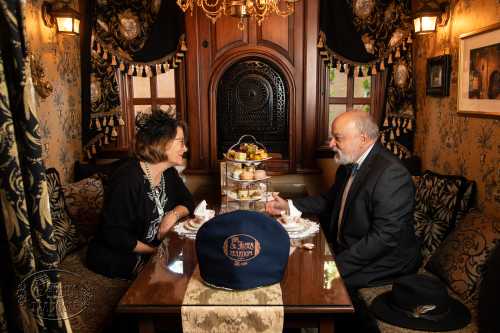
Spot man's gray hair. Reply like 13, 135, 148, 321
353, 112, 379, 140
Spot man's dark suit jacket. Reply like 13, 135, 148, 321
293, 142, 421, 288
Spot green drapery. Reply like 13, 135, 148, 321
84, 0, 187, 159
0, 1, 71, 332
318, 0, 416, 159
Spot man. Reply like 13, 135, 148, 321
266, 111, 421, 288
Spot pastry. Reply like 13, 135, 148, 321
240, 170, 254, 180
232, 169, 242, 179
254, 170, 266, 179
238, 189, 249, 199
235, 152, 246, 160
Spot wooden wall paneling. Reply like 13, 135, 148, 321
184, 9, 212, 172
258, 15, 294, 63
213, 17, 248, 60
300, 0, 320, 172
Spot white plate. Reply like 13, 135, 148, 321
277, 217, 307, 232
227, 175, 271, 182
223, 154, 272, 164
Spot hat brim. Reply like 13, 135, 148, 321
370, 291, 471, 331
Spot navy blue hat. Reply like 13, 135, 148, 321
196, 210, 290, 290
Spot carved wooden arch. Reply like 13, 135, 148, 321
208, 47, 297, 173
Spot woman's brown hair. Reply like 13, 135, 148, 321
134, 109, 187, 164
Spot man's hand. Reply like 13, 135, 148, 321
265, 193, 289, 216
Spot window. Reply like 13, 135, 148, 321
107, 64, 186, 156
318, 63, 383, 152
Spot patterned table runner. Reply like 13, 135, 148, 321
181, 267, 284, 333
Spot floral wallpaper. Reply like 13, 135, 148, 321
24, 0, 82, 183
413, 0, 500, 218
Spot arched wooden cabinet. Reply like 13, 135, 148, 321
179, 0, 321, 174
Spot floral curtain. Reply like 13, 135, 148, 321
318, 0, 416, 159
85, 0, 187, 158
0, 1, 70, 332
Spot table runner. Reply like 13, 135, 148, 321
181, 267, 284, 333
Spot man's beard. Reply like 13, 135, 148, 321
333, 148, 354, 165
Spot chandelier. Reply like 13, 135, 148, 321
176, 0, 300, 30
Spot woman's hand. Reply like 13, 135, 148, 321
265, 193, 289, 216
157, 211, 178, 240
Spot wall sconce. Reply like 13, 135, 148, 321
42, 2, 80, 35
413, 1, 450, 34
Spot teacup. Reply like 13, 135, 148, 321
280, 215, 299, 225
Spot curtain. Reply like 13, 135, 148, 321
0, 1, 71, 332
84, 0, 187, 158
318, 0, 416, 159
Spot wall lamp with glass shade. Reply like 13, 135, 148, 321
413, 1, 450, 35
42, 1, 80, 35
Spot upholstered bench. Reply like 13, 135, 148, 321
357, 171, 500, 333
47, 169, 131, 333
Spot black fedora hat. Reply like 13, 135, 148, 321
370, 274, 471, 331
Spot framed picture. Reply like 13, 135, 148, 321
426, 55, 451, 96
458, 22, 500, 117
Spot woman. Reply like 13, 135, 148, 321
87, 109, 194, 279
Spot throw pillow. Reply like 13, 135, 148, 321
413, 170, 470, 261
46, 168, 79, 260
426, 211, 500, 306
62, 175, 105, 240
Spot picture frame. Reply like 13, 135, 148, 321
458, 22, 500, 117
426, 55, 451, 96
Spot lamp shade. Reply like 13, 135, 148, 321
42, 2, 80, 35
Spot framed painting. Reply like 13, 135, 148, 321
458, 22, 500, 116
426, 55, 451, 96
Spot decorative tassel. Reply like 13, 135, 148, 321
399, 151, 403, 159
395, 47, 401, 58
392, 117, 397, 127
388, 53, 393, 64
396, 127, 400, 136
383, 117, 389, 127
392, 145, 397, 154
317, 36, 324, 48
381, 135, 386, 144
103, 51, 108, 60
108, 117, 114, 127
118, 116, 125, 126
371, 63, 377, 75
380, 60, 385, 71
111, 55, 117, 66
390, 130, 395, 140
408, 120, 413, 130
180, 40, 188, 52
91, 144, 97, 155
105, 126, 109, 134
120, 61, 126, 72
402, 41, 406, 51
95, 118, 101, 130
102, 116, 107, 126
87, 149, 92, 160
96, 43, 101, 54
145, 66, 151, 77
358, 66, 364, 77
141, 66, 147, 77
407, 35, 412, 44
104, 135, 109, 145
89, 119, 93, 129
111, 127, 118, 137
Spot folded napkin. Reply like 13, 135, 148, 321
289, 203, 302, 218
194, 200, 215, 222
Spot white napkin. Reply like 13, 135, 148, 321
194, 200, 207, 216
288, 201, 302, 218
193, 200, 215, 222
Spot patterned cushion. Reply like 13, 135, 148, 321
426, 212, 500, 307
62, 175, 105, 240
46, 168, 79, 260
414, 170, 471, 261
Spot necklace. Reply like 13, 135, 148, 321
143, 162, 165, 218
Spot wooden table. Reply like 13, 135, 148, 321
116, 225, 354, 333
